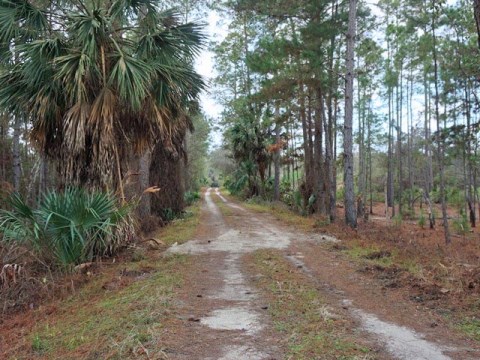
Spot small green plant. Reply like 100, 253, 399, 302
459, 318, 480, 341
453, 212, 470, 235
392, 214, 403, 227
184, 191, 200, 206
418, 210, 426, 229
0, 188, 132, 266
336, 187, 345, 202
314, 217, 330, 228
161, 208, 176, 222
32, 334, 49, 353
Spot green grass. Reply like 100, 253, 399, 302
458, 318, 480, 341
343, 243, 394, 267
31, 334, 50, 354
249, 250, 374, 359
4, 200, 203, 359
153, 202, 201, 246
28, 254, 188, 359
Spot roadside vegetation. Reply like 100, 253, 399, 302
0, 199, 202, 358
248, 250, 374, 359
0, 0, 209, 316
220, 189, 480, 343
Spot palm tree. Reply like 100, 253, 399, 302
0, 0, 205, 198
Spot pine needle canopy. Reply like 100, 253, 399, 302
0, 0, 206, 189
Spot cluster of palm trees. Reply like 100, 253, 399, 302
0, 0, 205, 206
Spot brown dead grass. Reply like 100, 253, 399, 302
0, 201, 202, 359
246, 249, 376, 359
228, 191, 480, 342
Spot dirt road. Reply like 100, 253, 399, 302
165, 188, 479, 359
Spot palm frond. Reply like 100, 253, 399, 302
109, 52, 152, 111
0, 0, 207, 191
0, 0, 48, 42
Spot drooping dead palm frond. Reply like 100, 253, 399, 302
0, 0, 206, 192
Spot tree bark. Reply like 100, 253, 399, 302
474, 0, 480, 49
273, 102, 281, 201
314, 88, 325, 214
432, 1, 451, 244
138, 150, 151, 217
12, 115, 21, 192
344, 0, 357, 228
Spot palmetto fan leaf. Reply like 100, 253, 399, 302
0, 0, 206, 189
0, 0, 48, 45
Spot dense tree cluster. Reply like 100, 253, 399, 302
214, 0, 480, 241
0, 0, 210, 223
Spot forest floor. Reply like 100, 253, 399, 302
1, 189, 480, 359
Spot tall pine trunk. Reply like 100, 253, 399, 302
274, 102, 281, 201
344, 0, 357, 228
432, 2, 450, 244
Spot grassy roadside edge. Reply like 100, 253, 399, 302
247, 249, 375, 360
218, 190, 480, 343
3, 200, 203, 360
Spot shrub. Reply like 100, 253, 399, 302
184, 191, 200, 206
392, 214, 403, 227
161, 208, 176, 222
0, 188, 132, 267
453, 212, 470, 235
418, 210, 426, 229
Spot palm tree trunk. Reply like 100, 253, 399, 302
138, 150, 151, 217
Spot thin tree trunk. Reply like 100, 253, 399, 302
357, 79, 365, 219
387, 85, 394, 214
274, 102, 281, 201
300, 84, 313, 205
397, 65, 403, 215
432, 3, 450, 244
314, 88, 325, 214
408, 71, 414, 210
474, 0, 480, 49
344, 0, 357, 228
322, 89, 335, 222
465, 80, 475, 227
12, 115, 21, 192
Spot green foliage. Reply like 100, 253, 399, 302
431, 187, 464, 209
452, 212, 470, 235
184, 191, 200, 206
0, 0, 205, 188
0, 189, 131, 267
186, 113, 211, 192
392, 214, 403, 227
459, 318, 480, 341
418, 210, 426, 229
32, 334, 49, 353
336, 187, 345, 202
161, 208, 176, 222
224, 161, 255, 196
446, 187, 464, 210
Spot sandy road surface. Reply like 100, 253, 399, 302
166, 188, 479, 359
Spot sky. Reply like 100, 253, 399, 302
193, 3, 440, 151
194, 9, 227, 148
